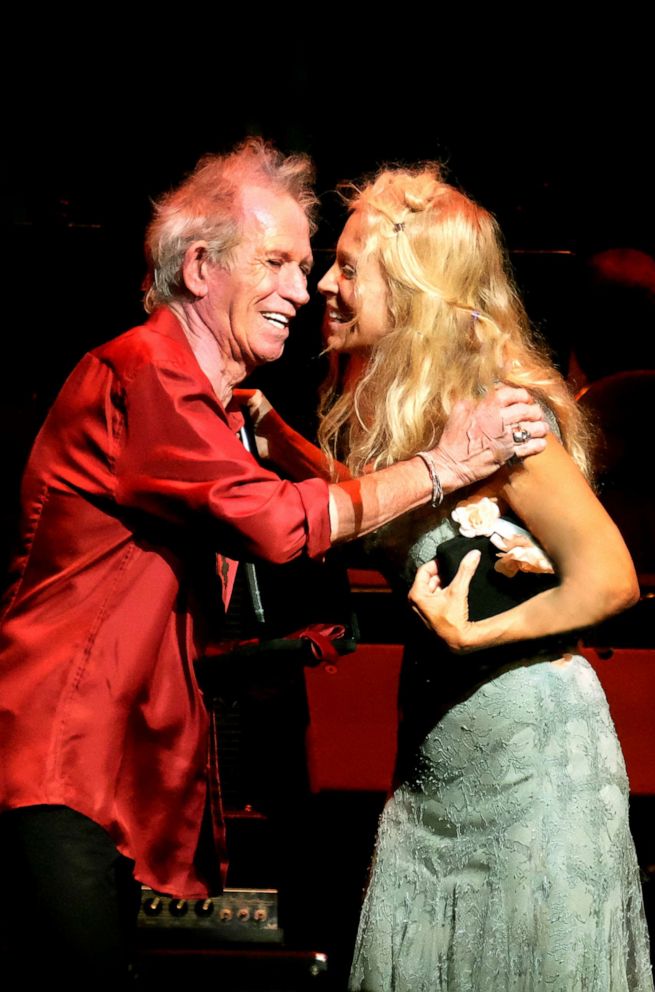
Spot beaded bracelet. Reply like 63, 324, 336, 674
416, 451, 444, 508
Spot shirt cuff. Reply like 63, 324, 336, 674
294, 477, 331, 560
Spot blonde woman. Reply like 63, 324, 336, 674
244, 166, 652, 991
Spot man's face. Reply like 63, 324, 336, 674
202, 185, 313, 369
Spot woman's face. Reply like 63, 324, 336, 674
317, 209, 389, 354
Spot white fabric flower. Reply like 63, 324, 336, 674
451, 497, 500, 537
452, 496, 555, 578
491, 533, 555, 577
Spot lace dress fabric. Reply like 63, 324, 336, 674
349, 510, 653, 992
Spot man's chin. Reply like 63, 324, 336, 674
258, 342, 287, 364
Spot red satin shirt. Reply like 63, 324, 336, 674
0, 308, 330, 896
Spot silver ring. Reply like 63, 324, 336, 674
512, 427, 531, 444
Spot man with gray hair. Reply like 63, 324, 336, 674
0, 139, 547, 984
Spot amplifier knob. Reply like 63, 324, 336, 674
169, 899, 188, 917
142, 896, 163, 916
195, 898, 214, 917
253, 908, 268, 923
219, 908, 233, 922
237, 908, 250, 921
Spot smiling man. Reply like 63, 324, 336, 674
0, 139, 549, 985
164, 182, 314, 394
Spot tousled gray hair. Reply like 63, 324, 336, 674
143, 137, 317, 312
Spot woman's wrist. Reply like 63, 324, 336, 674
254, 405, 284, 440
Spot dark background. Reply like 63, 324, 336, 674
3, 36, 654, 985
6, 39, 653, 407
5, 44, 654, 569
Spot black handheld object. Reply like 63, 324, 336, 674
436, 533, 558, 623
238, 409, 266, 625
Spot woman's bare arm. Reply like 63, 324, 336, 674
409, 434, 639, 652
232, 389, 351, 481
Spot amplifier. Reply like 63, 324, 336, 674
137, 887, 283, 945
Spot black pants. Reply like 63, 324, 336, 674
0, 805, 142, 988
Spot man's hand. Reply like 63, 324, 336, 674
429, 386, 549, 492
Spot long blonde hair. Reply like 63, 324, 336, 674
318, 165, 591, 478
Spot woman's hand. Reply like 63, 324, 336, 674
408, 551, 482, 653
231, 388, 274, 426
232, 390, 343, 482
231, 389, 274, 460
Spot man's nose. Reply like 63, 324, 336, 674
282, 265, 311, 307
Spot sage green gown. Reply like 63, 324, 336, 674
349, 509, 653, 992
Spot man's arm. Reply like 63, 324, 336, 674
328, 386, 548, 542
115, 359, 546, 559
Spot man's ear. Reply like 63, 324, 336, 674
181, 241, 210, 297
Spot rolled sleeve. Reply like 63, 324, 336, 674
295, 476, 332, 560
